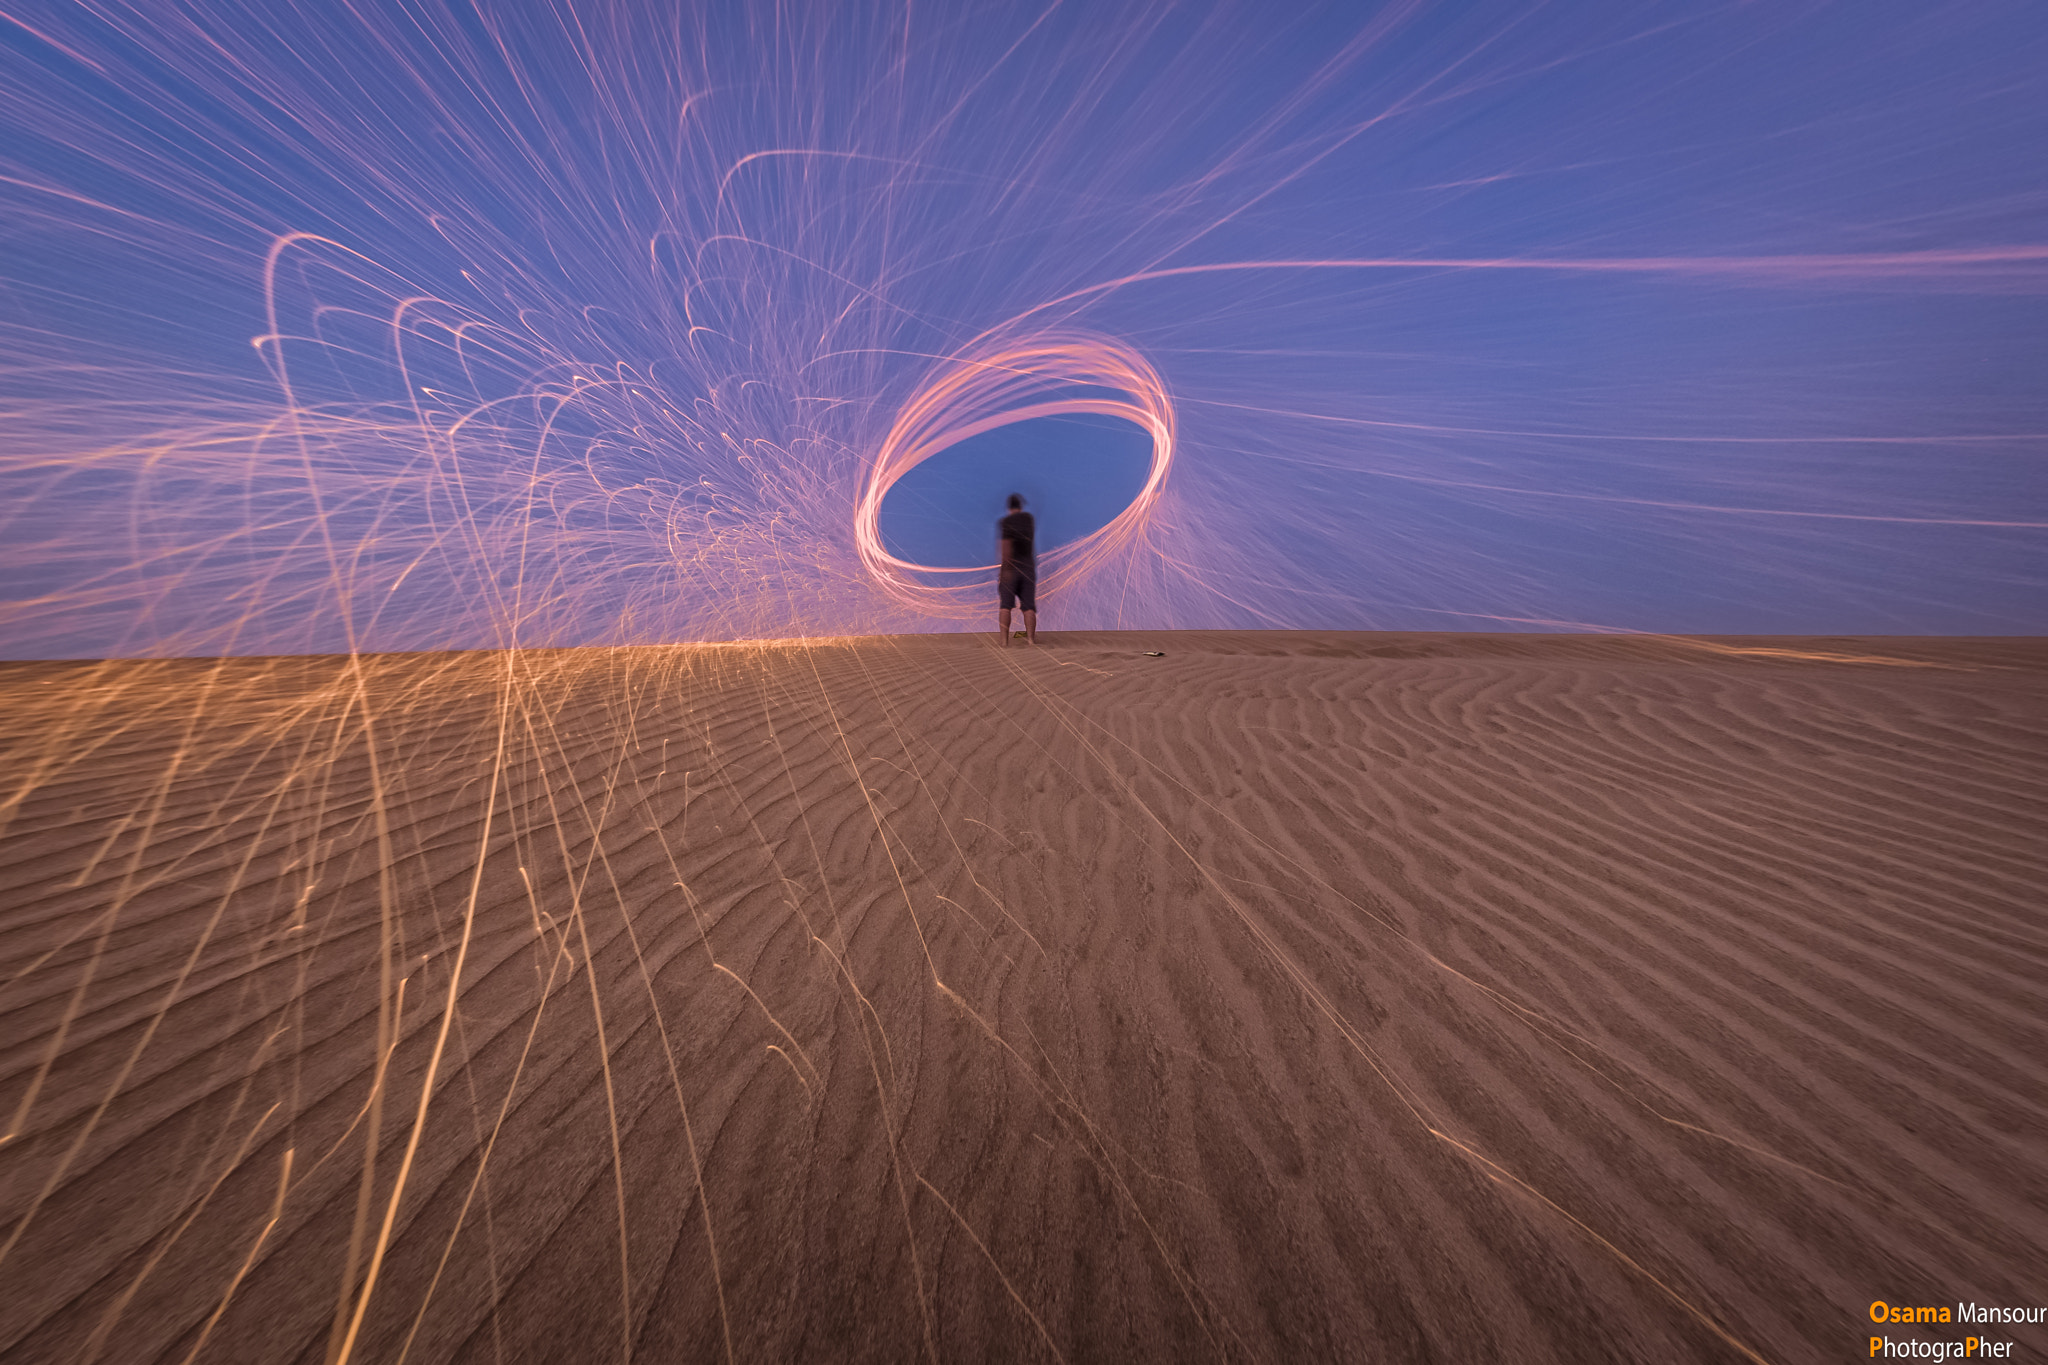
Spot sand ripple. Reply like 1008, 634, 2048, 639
1, 632, 2043, 1362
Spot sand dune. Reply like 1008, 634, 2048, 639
2, 631, 2043, 1363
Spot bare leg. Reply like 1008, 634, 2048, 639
1023, 608, 1037, 645
998, 607, 1012, 645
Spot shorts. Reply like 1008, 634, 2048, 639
998, 564, 1037, 612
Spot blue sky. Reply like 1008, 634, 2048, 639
2, 0, 2043, 654
878, 415, 1154, 569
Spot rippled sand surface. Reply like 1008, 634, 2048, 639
3, 632, 2044, 1363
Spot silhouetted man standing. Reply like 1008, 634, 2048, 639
997, 493, 1036, 647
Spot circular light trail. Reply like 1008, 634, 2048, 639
854, 331, 1174, 618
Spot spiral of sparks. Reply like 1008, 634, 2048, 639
856, 332, 1174, 618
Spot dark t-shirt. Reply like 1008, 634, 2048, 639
998, 511, 1035, 565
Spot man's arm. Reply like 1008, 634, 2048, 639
999, 537, 1015, 571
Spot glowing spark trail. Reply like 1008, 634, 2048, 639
2, 1, 2041, 653
856, 330, 1176, 618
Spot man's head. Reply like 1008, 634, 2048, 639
1007, 494, 1024, 511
